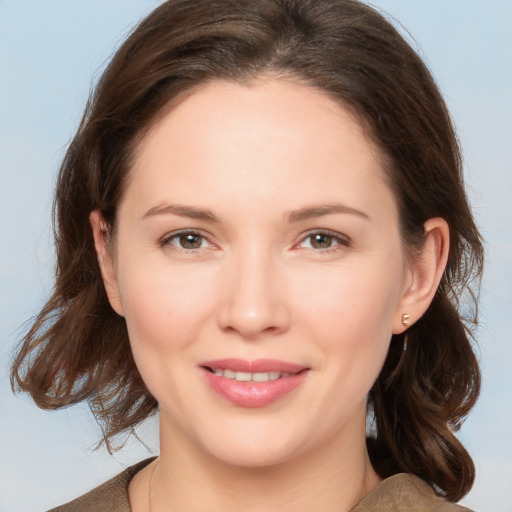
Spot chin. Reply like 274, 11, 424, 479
210, 444, 299, 469
197, 423, 306, 469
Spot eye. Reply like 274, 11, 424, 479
308, 233, 335, 249
160, 231, 211, 250
297, 231, 349, 251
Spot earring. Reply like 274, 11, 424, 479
402, 313, 411, 326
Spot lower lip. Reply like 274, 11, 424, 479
201, 368, 309, 408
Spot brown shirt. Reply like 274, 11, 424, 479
48, 458, 474, 512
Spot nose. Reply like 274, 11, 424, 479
216, 248, 291, 340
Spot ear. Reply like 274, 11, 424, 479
89, 210, 124, 316
392, 218, 450, 334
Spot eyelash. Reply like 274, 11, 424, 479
159, 229, 350, 254
159, 230, 215, 252
295, 230, 350, 253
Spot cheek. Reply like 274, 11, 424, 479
295, 259, 403, 336
113, 255, 232, 400
114, 264, 214, 410
114, 261, 208, 366
291, 256, 405, 386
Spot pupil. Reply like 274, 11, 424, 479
180, 234, 201, 249
312, 234, 332, 249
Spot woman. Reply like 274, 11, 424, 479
11, 0, 483, 510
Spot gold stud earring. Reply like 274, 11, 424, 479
402, 314, 411, 326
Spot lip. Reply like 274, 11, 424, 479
199, 358, 310, 408
200, 358, 306, 374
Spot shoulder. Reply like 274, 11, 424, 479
351, 473, 475, 512
47, 458, 156, 512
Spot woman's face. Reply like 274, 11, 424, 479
99, 79, 413, 467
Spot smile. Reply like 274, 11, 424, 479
199, 359, 309, 408
208, 369, 293, 382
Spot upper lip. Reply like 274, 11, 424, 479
199, 358, 308, 374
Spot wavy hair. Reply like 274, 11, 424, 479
11, 0, 482, 501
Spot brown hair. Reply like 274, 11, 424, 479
11, 0, 482, 502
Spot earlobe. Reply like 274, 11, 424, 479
393, 218, 450, 334
89, 210, 124, 316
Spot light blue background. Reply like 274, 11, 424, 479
1, 1, 511, 511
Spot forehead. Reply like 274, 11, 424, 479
136, 77, 379, 153
123, 79, 394, 223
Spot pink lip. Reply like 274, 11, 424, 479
200, 358, 306, 374
199, 358, 310, 408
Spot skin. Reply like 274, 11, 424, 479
91, 78, 449, 511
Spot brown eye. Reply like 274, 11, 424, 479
178, 233, 204, 249
296, 231, 349, 252
161, 231, 209, 250
309, 233, 333, 249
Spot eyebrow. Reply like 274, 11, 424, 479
142, 203, 218, 222
142, 202, 369, 223
286, 203, 370, 223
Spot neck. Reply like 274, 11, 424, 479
148, 416, 380, 512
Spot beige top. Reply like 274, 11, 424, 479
48, 458, 474, 512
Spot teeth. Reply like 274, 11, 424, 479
252, 372, 270, 382
235, 371, 251, 381
212, 369, 291, 381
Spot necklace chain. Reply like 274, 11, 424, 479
148, 458, 159, 512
